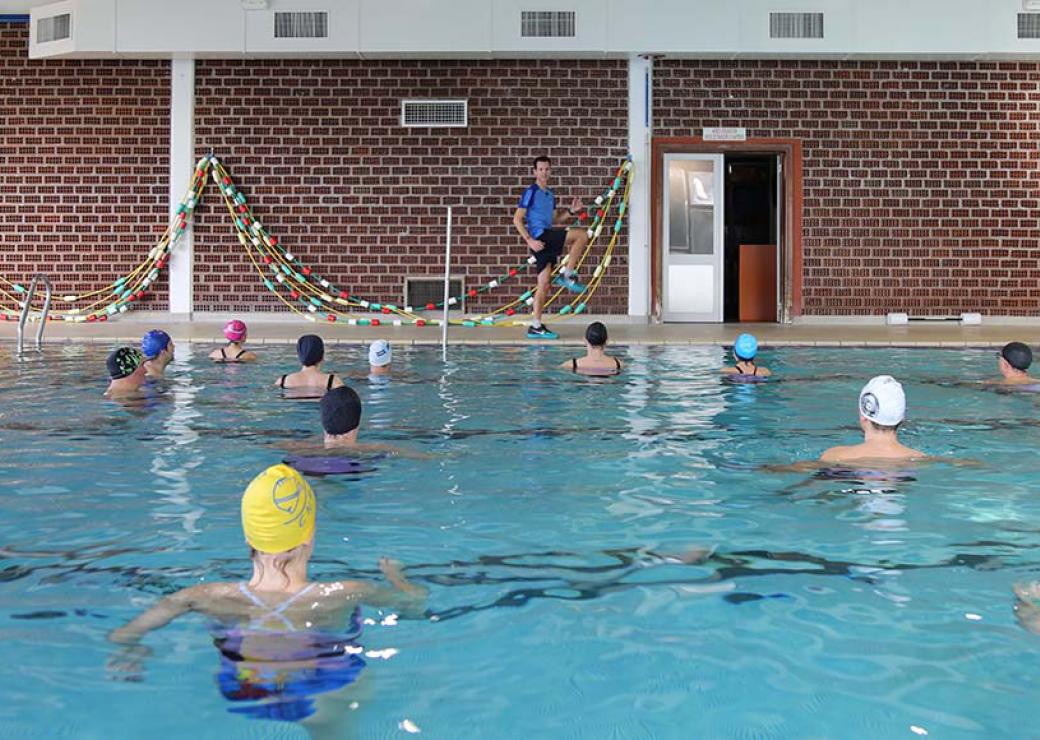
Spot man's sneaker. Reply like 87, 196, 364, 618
552, 274, 587, 293
527, 324, 559, 340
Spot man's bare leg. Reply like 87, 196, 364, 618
562, 228, 589, 277
533, 266, 550, 325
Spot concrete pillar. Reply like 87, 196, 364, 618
168, 58, 195, 316
627, 54, 652, 319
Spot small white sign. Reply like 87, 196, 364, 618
703, 127, 747, 141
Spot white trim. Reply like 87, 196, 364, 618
626, 54, 650, 319
168, 58, 195, 316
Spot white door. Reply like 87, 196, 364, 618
663, 153, 724, 322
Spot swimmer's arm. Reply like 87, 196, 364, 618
362, 442, 434, 460
347, 558, 428, 618
760, 460, 825, 473
818, 446, 852, 464
240, 351, 257, 362
107, 584, 213, 645
720, 367, 737, 374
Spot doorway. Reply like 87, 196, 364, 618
651, 138, 803, 323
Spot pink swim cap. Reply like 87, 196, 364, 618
224, 319, 247, 342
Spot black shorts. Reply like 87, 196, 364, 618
530, 228, 566, 274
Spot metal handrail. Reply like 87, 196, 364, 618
16, 273, 53, 354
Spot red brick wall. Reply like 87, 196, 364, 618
655, 60, 1040, 316
192, 59, 628, 314
0, 23, 170, 312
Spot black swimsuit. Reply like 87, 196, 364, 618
571, 357, 622, 374
219, 347, 248, 362
280, 373, 337, 390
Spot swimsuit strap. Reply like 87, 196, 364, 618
326, 374, 336, 390
238, 582, 318, 631
235, 348, 247, 359
572, 358, 578, 373
279, 374, 287, 389
614, 357, 621, 371
220, 347, 227, 360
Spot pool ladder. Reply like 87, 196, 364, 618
16, 273, 53, 355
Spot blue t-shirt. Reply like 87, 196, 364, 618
518, 183, 556, 239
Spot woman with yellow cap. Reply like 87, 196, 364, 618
108, 464, 427, 729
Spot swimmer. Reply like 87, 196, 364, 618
104, 347, 147, 397
210, 320, 257, 363
1014, 582, 1040, 635
818, 376, 925, 463
141, 329, 174, 378
275, 335, 344, 395
721, 333, 771, 378
108, 464, 427, 729
988, 342, 1037, 386
559, 322, 622, 375
368, 340, 392, 376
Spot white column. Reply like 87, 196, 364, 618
626, 54, 652, 319
168, 58, 195, 317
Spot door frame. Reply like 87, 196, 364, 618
651, 137, 803, 323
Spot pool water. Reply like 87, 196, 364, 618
0, 343, 1038, 738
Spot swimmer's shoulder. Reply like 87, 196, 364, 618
819, 445, 857, 463
720, 367, 737, 375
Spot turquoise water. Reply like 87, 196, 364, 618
0, 343, 1038, 738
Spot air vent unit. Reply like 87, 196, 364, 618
521, 10, 576, 38
405, 277, 463, 309
1019, 13, 1040, 38
37, 13, 71, 43
274, 11, 328, 39
769, 12, 824, 39
401, 100, 467, 128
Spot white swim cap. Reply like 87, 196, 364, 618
858, 375, 905, 426
368, 339, 392, 367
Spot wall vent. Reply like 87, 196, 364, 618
401, 100, 468, 128
521, 10, 576, 38
1018, 13, 1040, 38
37, 13, 71, 43
274, 11, 328, 39
405, 277, 463, 308
769, 12, 824, 39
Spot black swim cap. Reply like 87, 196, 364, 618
107, 346, 143, 380
320, 386, 362, 435
297, 334, 325, 367
1001, 341, 1033, 371
585, 321, 608, 347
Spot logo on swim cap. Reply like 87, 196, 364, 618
860, 392, 879, 418
271, 474, 313, 530
241, 464, 316, 553
369, 340, 392, 367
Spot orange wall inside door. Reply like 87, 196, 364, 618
739, 244, 776, 322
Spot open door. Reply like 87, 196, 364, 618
662, 153, 724, 322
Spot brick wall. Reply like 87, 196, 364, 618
656, 60, 1040, 316
0, 23, 170, 312
192, 59, 628, 314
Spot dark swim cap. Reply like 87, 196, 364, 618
1001, 342, 1033, 371
296, 334, 325, 366
141, 329, 171, 360
585, 322, 608, 347
320, 386, 362, 435
107, 346, 143, 379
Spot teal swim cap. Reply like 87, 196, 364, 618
734, 333, 758, 360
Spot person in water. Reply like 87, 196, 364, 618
210, 319, 257, 363
275, 335, 344, 394
1014, 581, 1040, 635
989, 342, 1037, 386
108, 464, 428, 730
104, 347, 148, 397
141, 329, 175, 378
721, 333, 771, 378
368, 340, 392, 376
818, 375, 925, 463
559, 322, 622, 375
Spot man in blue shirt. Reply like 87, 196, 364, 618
512, 155, 588, 339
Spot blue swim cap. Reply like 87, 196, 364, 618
141, 329, 171, 360
733, 333, 758, 360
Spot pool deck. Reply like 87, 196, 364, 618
0, 314, 1038, 347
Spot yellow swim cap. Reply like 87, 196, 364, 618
241, 464, 316, 554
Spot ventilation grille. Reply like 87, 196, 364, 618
37, 13, 71, 43
401, 100, 468, 128
1019, 13, 1040, 38
274, 11, 328, 39
521, 10, 576, 38
769, 12, 824, 39
405, 278, 463, 308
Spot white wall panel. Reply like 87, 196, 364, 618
29, 0, 114, 59
608, 0, 737, 54
850, 0, 989, 55
491, 0, 607, 55
116, 0, 243, 54
360, 0, 489, 56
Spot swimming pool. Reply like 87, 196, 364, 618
0, 343, 1037, 738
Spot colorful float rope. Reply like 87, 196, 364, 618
0, 155, 632, 327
